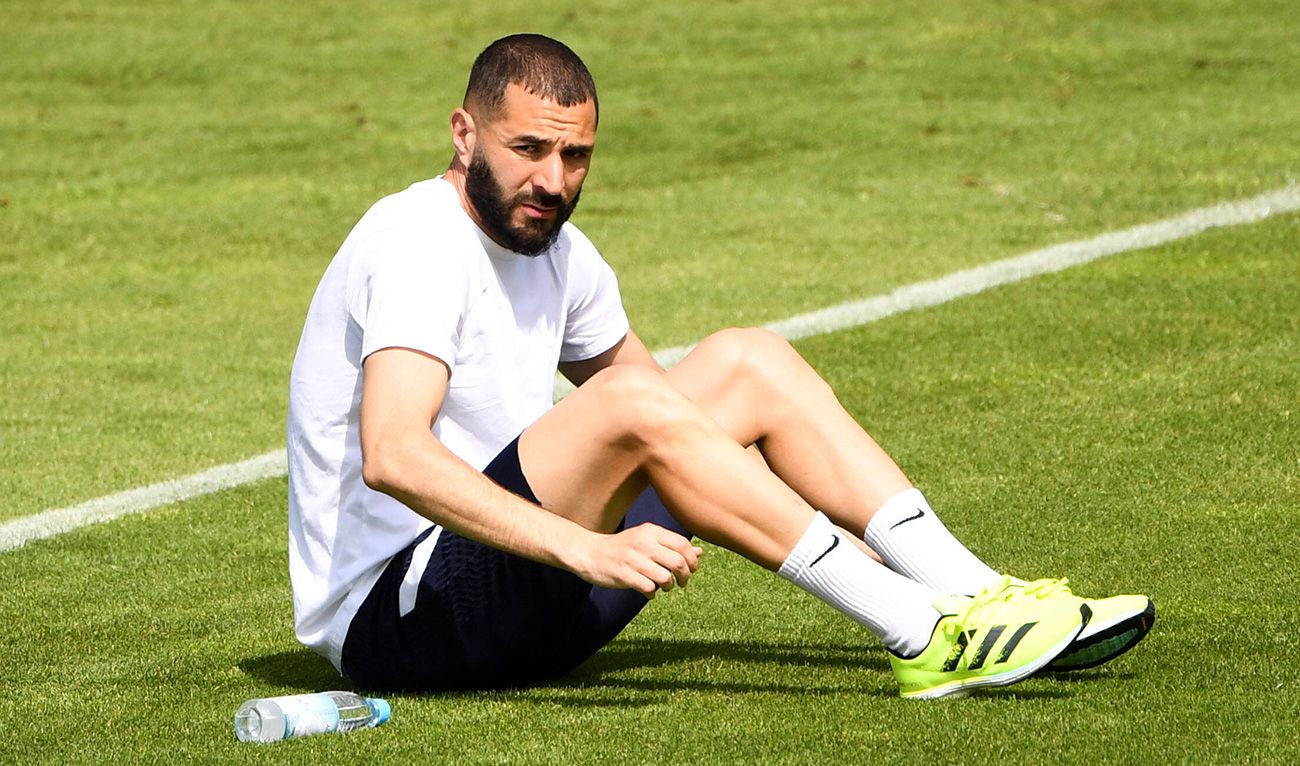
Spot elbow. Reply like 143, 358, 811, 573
361, 461, 386, 494
360, 456, 389, 494
361, 425, 443, 498
361, 439, 402, 495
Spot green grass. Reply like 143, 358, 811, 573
2, 0, 1299, 762
4, 222, 1297, 763
3, 0, 1298, 519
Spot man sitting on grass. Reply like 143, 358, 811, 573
286, 33, 1153, 699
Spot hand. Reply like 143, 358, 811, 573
573, 523, 704, 598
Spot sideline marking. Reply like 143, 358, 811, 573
649, 183, 1300, 368
3, 184, 1298, 553
0, 452, 287, 552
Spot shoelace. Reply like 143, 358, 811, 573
936, 577, 1077, 662
1016, 577, 1073, 600
932, 577, 1018, 663
946, 576, 1016, 635
952, 576, 1072, 630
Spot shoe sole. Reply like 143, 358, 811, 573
903, 604, 1092, 700
1045, 599, 1155, 672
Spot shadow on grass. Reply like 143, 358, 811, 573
577, 636, 877, 675
1041, 668, 1140, 684
539, 636, 892, 701
238, 649, 342, 691
236, 637, 1087, 704
235, 637, 883, 698
543, 638, 1082, 703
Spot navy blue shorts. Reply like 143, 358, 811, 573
340, 436, 691, 692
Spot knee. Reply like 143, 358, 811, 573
583, 364, 697, 444
695, 327, 799, 384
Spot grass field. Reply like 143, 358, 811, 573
2, 0, 1298, 762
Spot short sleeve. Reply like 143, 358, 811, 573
347, 230, 473, 371
560, 230, 630, 362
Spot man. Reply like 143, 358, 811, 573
287, 34, 1153, 699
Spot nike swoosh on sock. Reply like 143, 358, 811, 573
808, 535, 840, 567
889, 508, 926, 530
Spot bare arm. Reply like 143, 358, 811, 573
360, 346, 696, 595
558, 329, 660, 387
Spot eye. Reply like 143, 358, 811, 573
514, 144, 543, 156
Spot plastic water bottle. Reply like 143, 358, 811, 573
233, 691, 391, 743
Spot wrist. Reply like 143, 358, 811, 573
549, 520, 601, 579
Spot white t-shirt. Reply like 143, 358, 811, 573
287, 176, 630, 671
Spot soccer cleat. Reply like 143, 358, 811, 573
1007, 578, 1155, 672
890, 577, 1089, 699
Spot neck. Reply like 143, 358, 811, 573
443, 160, 487, 233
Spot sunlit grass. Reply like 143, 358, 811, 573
1, 0, 1298, 762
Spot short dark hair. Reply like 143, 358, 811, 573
463, 34, 598, 122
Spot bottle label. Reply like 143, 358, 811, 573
272, 694, 341, 738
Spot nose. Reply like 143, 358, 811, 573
531, 152, 565, 199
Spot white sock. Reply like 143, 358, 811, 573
864, 488, 1001, 597
778, 511, 941, 657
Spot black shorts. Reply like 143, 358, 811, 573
340, 436, 691, 692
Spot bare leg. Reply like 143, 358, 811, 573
517, 346, 946, 655
521, 328, 910, 554
746, 443, 883, 562
667, 328, 911, 536
519, 363, 812, 569
655, 329, 1000, 595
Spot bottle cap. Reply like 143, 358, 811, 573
368, 697, 392, 726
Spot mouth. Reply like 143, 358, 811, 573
517, 192, 564, 219
519, 202, 559, 220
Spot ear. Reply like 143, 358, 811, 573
450, 108, 477, 168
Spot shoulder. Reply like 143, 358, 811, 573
358, 178, 465, 239
553, 221, 612, 276
335, 182, 489, 318
551, 221, 622, 305
558, 221, 600, 258
348, 179, 480, 271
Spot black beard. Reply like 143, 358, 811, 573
465, 151, 581, 256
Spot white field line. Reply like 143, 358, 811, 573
0, 452, 287, 552
648, 183, 1300, 369
3, 184, 1297, 553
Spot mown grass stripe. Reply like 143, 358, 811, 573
4, 183, 1297, 553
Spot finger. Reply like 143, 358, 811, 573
658, 531, 703, 573
631, 553, 676, 592
632, 573, 658, 599
662, 549, 694, 588
648, 562, 676, 592
624, 528, 688, 592
641, 543, 689, 586
635, 529, 690, 565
